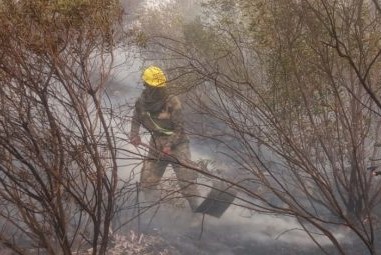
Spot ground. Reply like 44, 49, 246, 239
108, 202, 343, 255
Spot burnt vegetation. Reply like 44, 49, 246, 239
1, 0, 381, 254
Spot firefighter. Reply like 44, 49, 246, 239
130, 66, 200, 211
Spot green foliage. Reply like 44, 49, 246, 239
182, 17, 229, 58
0, 0, 123, 54
134, 31, 149, 48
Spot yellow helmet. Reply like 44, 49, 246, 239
142, 66, 167, 87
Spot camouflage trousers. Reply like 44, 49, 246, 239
140, 136, 200, 211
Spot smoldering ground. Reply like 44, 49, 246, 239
112, 144, 353, 255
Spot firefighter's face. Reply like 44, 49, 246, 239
144, 82, 164, 93
143, 82, 155, 88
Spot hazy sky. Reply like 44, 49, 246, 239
145, 0, 173, 8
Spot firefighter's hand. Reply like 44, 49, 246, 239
162, 146, 172, 155
130, 135, 141, 146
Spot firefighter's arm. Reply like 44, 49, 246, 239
165, 96, 185, 148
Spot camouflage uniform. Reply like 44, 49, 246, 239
130, 87, 200, 210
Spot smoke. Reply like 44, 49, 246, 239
125, 192, 350, 255
104, 2, 355, 254
145, 0, 173, 8
106, 60, 342, 255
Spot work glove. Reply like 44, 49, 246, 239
162, 146, 172, 155
130, 135, 141, 146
